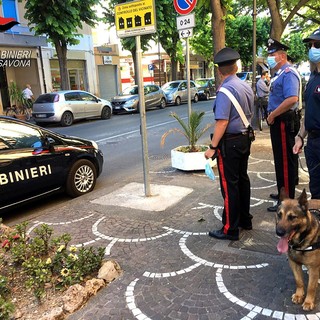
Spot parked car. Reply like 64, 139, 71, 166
111, 84, 167, 114
195, 78, 216, 100
32, 90, 112, 127
0, 116, 104, 212
161, 80, 199, 105
236, 72, 253, 86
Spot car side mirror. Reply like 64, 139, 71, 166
42, 135, 55, 152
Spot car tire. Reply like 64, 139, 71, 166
101, 106, 111, 119
175, 96, 181, 106
159, 97, 166, 109
60, 111, 73, 126
193, 94, 199, 103
66, 159, 97, 197
205, 92, 210, 100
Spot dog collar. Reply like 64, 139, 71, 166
289, 241, 320, 252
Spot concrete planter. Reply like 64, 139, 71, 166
171, 145, 216, 171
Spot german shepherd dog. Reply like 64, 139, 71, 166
276, 188, 320, 311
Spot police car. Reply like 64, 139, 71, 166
0, 116, 104, 212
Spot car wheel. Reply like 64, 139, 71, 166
205, 92, 210, 100
60, 111, 73, 126
175, 96, 181, 106
159, 97, 166, 109
101, 106, 111, 119
193, 94, 199, 103
66, 159, 97, 197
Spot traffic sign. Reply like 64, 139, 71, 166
179, 28, 193, 39
115, 0, 156, 38
173, 0, 197, 15
176, 13, 195, 30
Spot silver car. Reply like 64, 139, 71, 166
32, 90, 112, 126
161, 80, 199, 105
111, 84, 167, 114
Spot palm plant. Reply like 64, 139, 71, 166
8, 82, 27, 114
161, 111, 212, 152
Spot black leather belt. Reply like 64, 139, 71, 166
224, 132, 248, 138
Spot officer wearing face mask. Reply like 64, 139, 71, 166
293, 28, 320, 199
266, 39, 301, 211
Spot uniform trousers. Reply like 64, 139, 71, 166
217, 134, 252, 236
270, 114, 297, 199
305, 134, 320, 199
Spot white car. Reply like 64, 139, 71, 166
32, 90, 112, 126
161, 80, 199, 105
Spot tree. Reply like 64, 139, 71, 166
102, 0, 184, 81
24, 0, 99, 90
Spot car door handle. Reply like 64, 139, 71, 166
0, 160, 12, 167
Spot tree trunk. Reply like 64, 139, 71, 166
267, 0, 311, 40
171, 58, 178, 81
210, 0, 226, 88
54, 39, 70, 90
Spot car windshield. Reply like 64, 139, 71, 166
195, 80, 208, 86
236, 72, 248, 81
162, 82, 179, 90
121, 86, 138, 95
35, 94, 57, 103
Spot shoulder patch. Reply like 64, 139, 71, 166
284, 67, 292, 73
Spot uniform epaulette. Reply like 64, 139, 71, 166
285, 67, 291, 73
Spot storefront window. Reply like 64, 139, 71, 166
50, 60, 87, 91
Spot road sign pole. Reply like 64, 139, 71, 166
136, 35, 151, 197
186, 37, 191, 136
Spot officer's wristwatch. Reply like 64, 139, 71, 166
209, 144, 218, 150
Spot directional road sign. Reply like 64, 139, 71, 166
176, 13, 195, 30
179, 28, 193, 39
115, 0, 156, 38
173, 0, 197, 15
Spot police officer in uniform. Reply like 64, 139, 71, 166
266, 39, 300, 211
293, 28, 320, 199
205, 47, 254, 240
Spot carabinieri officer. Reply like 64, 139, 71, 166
205, 47, 254, 240
266, 39, 301, 211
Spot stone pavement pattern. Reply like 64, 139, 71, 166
26, 130, 320, 320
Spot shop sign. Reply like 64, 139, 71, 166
0, 50, 32, 67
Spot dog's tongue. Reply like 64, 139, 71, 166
277, 237, 289, 253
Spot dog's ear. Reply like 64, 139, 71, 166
279, 187, 288, 201
298, 188, 308, 213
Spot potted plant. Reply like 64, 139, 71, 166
8, 81, 28, 120
161, 110, 216, 171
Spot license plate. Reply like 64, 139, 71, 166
36, 114, 46, 118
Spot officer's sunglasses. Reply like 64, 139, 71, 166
308, 42, 320, 49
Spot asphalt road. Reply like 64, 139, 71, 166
4, 99, 216, 225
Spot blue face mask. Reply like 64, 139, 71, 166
309, 47, 320, 63
267, 56, 277, 69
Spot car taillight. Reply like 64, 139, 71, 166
53, 95, 60, 102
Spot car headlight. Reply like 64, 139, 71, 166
91, 141, 99, 150
124, 99, 138, 107
198, 90, 204, 94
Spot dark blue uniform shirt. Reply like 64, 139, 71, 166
304, 70, 320, 131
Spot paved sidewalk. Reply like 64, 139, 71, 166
27, 128, 319, 320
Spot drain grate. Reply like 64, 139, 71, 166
229, 229, 280, 256
149, 154, 171, 160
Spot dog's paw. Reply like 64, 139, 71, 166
292, 293, 304, 304
302, 300, 315, 311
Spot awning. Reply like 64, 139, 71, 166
0, 17, 19, 32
